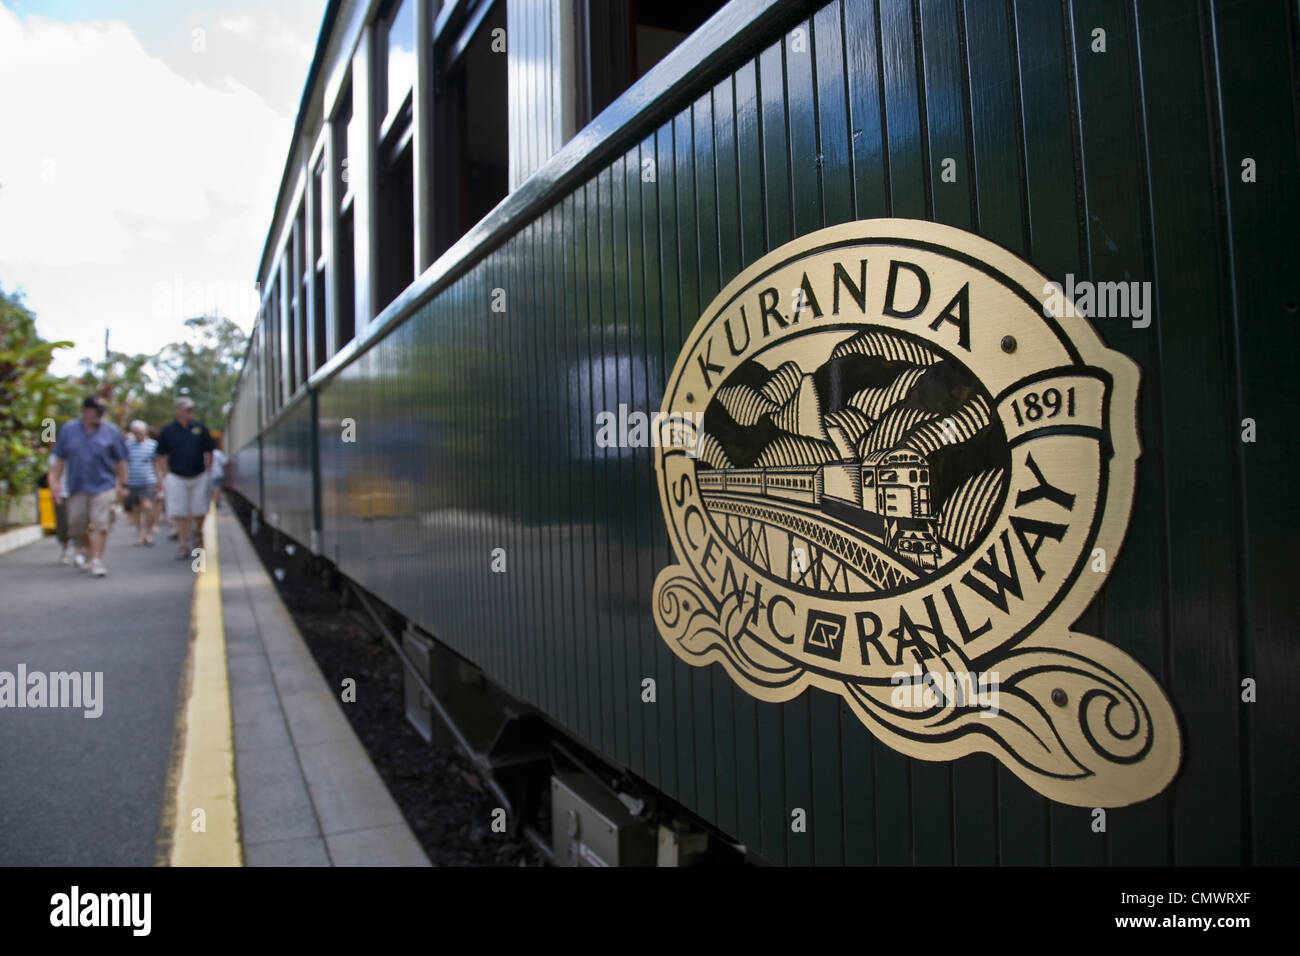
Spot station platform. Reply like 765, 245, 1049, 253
0, 506, 428, 867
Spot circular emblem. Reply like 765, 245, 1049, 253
652, 219, 1180, 807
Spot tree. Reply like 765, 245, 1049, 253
0, 287, 76, 527
76, 349, 164, 429
72, 314, 245, 433
154, 315, 245, 428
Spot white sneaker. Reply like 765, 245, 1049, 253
73, 552, 88, 572
59, 548, 72, 566
90, 558, 107, 577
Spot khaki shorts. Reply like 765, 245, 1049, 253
67, 489, 116, 538
165, 472, 209, 518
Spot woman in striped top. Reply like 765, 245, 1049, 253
125, 420, 159, 546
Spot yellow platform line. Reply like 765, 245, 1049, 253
167, 508, 242, 866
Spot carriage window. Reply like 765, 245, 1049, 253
432, 0, 508, 259
909, 470, 917, 482
379, 0, 415, 125
921, 470, 928, 482
879, 470, 897, 482
375, 113, 415, 311
332, 84, 356, 351
294, 204, 307, 388
311, 158, 327, 369
269, 276, 281, 411
575, 0, 728, 128
375, 0, 416, 311
282, 254, 296, 397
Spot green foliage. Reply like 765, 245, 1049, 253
74, 314, 244, 432
155, 315, 245, 428
0, 287, 76, 525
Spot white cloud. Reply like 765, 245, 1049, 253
0, 6, 307, 374
0, 9, 285, 267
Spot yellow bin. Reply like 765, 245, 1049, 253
38, 487, 56, 532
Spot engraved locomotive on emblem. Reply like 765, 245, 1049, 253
652, 219, 1182, 809
695, 327, 1009, 592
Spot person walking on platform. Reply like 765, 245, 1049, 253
44, 450, 72, 563
208, 446, 227, 510
125, 420, 159, 546
147, 425, 163, 541
48, 395, 128, 578
155, 396, 214, 559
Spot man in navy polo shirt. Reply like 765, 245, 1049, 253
49, 395, 129, 578
155, 396, 214, 559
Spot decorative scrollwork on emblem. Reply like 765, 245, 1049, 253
654, 572, 802, 690
837, 635, 1171, 801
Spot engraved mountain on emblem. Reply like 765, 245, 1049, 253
696, 327, 1010, 593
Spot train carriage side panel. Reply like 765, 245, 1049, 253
219, 0, 1298, 866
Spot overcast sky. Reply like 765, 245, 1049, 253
0, 0, 327, 375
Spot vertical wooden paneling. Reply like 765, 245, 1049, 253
520, 218, 543, 709
920, 0, 971, 230
592, 170, 616, 754
879, 0, 926, 218
674, 101, 716, 822
571, 190, 594, 739
494, 237, 514, 693
963, 0, 1026, 255
565, 195, 586, 737
844, 0, 889, 217
593, 164, 626, 765
533, 215, 552, 712
492, 244, 511, 687
622, 145, 650, 779
519, 226, 537, 701
646, 125, 680, 801
1209, 0, 1300, 866
545, 203, 566, 722
1063, 0, 1163, 866
609, 153, 635, 768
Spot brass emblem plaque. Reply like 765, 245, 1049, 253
652, 219, 1180, 807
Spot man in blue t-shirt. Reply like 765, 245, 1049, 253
49, 395, 129, 578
